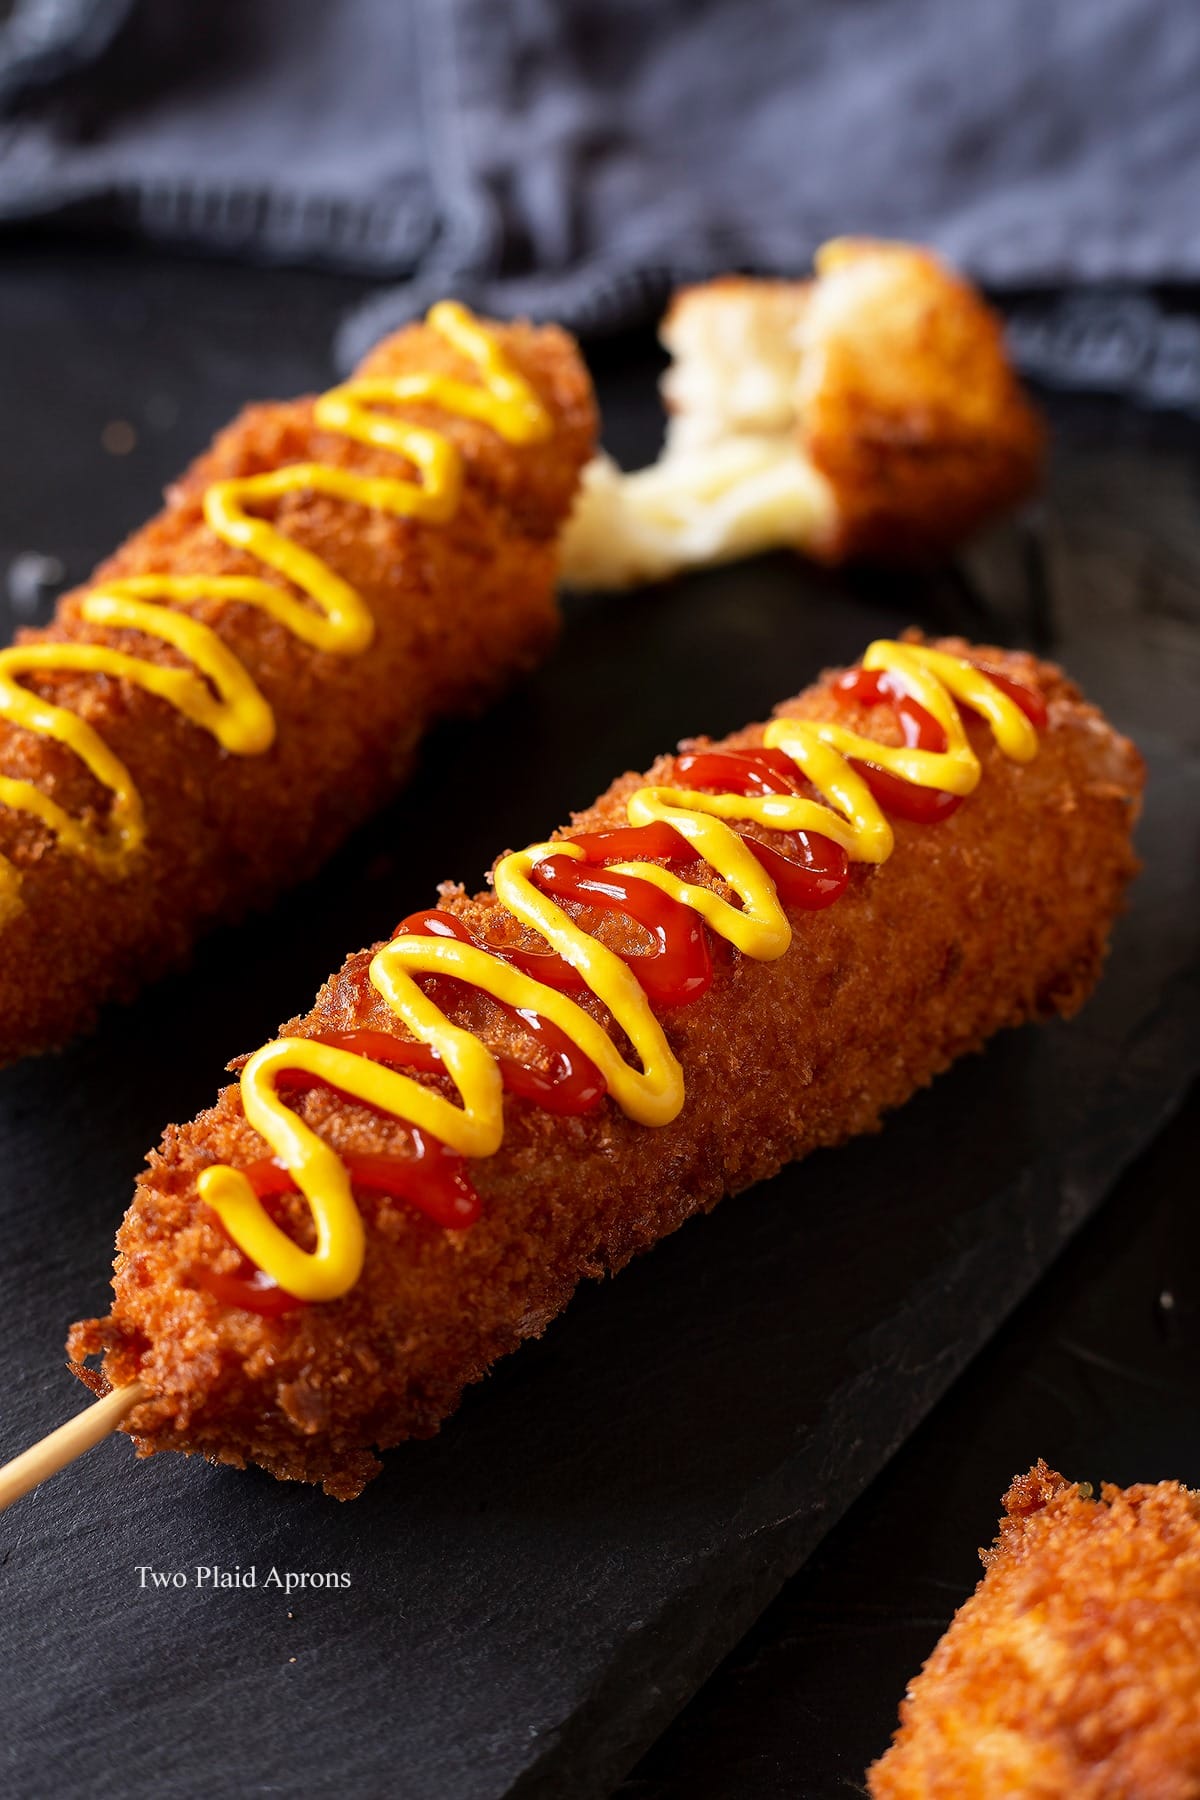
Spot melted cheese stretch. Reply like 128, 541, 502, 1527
200, 642, 1039, 1302
0, 303, 551, 920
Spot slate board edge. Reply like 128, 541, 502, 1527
510, 974, 1200, 1800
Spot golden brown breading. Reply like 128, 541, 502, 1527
795, 239, 1045, 562
68, 641, 1141, 1499
869, 1461, 1200, 1799
560, 239, 1043, 586
0, 317, 596, 1062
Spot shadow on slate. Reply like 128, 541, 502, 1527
1, 288, 1199, 1798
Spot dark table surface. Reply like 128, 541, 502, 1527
1, 241, 1198, 1797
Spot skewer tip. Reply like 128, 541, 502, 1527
0, 1380, 147, 1513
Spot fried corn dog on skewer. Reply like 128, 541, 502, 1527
7, 636, 1135, 1507
869, 1462, 1200, 1798
0, 306, 595, 1062
561, 239, 1043, 587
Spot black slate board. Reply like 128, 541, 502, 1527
620, 1084, 1200, 1797
2, 257, 1199, 1800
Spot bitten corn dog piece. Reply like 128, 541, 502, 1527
0, 306, 595, 1062
869, 1462, 1200, 1799
64, 637, 1140, 1501
560, 239, 1043, 587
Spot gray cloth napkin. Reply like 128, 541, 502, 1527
3, 0, 1200, 380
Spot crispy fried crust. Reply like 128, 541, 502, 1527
563, 244, 1042, 591
0, 319, 596, 1062
664, 240, 1045, 563
869, 1461, 1200, 1798
800, 240, 1045, 562
69, 641, 1142, 1499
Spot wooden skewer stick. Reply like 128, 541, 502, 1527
0, 1381, 147, 1512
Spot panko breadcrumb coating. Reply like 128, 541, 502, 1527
0, 315, 595, 1063
869, 1461, 1200, 1799
560, 238, 1043, 587
68, 640, 1140, 1499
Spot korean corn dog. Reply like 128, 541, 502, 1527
67, 637, 1141, 1499
0, 305, 595, 1062
561, 239, 1043, 588
869, 1462, 1200, 1798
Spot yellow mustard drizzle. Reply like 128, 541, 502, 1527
0, 302, 551, 920
199, 641, 1039, 1302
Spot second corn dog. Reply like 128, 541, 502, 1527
0, 305, 595, 1062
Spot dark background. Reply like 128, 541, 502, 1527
0, 242, 1198, 1796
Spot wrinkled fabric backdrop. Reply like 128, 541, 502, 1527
2, 0, 1200, 401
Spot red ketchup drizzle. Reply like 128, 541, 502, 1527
671, 749, 850, 909
528, 855, 713, 1006
193, 1167, 307, 1318
194, 1130, 481, 1317
833, 663, 1045, 825
484, 841, 718, 1004
389, 911, 606, 1116
974, 665, 1049, 731
829, 668, 955, 822
202, 665, 1042, 1311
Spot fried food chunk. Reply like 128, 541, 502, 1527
869, 1461, 1200, 1798
0, 315, 595, 1062
68, 643, 1140, 1499
561, 239, 1043, 586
